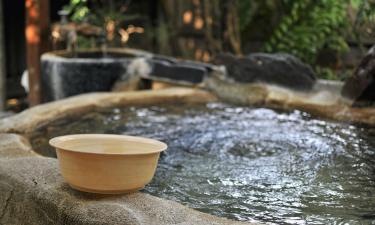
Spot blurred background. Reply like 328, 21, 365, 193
1, 0, 374, 111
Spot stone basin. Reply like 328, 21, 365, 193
0, 87, 375, 224
41, 48, 152, 102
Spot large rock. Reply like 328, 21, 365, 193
341, 45, 375, 107
212, 53, 316, 91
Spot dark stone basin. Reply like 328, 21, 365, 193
41, 48, 152, 102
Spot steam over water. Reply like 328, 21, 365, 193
32, 103, 375, 224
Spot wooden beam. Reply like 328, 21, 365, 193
25, 0, 50, 106
0, 0, 6, 110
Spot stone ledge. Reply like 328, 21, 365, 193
0, 141, 253, 225
0, 89, 258, 225
205, 76, 375, 125
0, 88, 217, 135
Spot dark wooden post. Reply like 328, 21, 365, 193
25, 0, 50, 106
0, 0, 6, 110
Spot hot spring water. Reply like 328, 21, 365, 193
31, 103, 375, 224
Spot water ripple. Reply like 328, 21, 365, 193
31, 103, 375, 224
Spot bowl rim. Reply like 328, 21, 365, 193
49, 134, 167, 155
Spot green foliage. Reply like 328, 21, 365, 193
315, 66, 339, 80
238, 0, 253, 32
63, 0, 141, 27
262, 0, 350, 64
315, 66, 354, 81
76, 35, 93, 48
353, 0, 375, 23
63, 0, 89, 22
62, 0, 147, 49
351, 0, 375, 51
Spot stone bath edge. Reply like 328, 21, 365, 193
0, 133, 254, 225
0, 88, 259, 225
1, 86, 374, 225
0, 88, 217, 134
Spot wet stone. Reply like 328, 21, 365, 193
212, 53, 316, 91
342, 45, 375, 107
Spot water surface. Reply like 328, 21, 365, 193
31, 103, 375, 224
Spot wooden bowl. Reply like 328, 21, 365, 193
49, 134, 167, 194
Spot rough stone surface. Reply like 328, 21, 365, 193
212, 53, 316, 91
0, 111, 14, 119
0, 133, 36, 158
0, 141, 252, 225
205, 75, 375, 125
341, 45, 375, 107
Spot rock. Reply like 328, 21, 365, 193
341, 45, 375, 107
204, 71, 269, 106
140, 56, 209, 85
212, 53, 316, 91
0, 111, 14, 119
0, 133, 35, 158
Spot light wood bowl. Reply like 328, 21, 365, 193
49, 134, 167, 194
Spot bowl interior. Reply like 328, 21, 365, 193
49, 134, 167, 155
